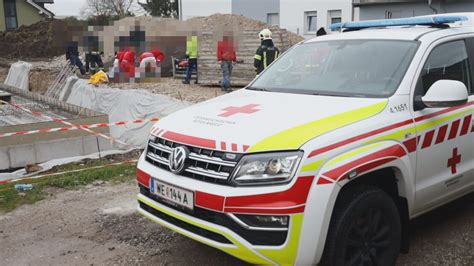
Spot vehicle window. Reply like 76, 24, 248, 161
466, 37, 474, 94
248, 40, 419, 98
418, 40, 471, 96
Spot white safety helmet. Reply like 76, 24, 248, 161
259, 29, 272, 40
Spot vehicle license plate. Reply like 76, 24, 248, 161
150, 178, 194, 210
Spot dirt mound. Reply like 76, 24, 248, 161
0, 20, 68, 59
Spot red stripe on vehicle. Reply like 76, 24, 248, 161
243, 145, 250, 152
323, 145, 406, 181
136, 168, 150, 188
402, 137, 418, 153
225, 176, 314, 209
195, 191, 225, 212
220, 141, 227, 151
308, 119, 413, 158
448, 120, 461, 140
224, 205, 306, 214
162, 131, 216, 149
308, 102, 474, 158
460, 115, 471, 136
339, 157, 396, 182
422, 130, 435, 149
231, 143, 238, 152
414, 102, 474, 122
317, 177, 333, 185
435, 125, 448, 144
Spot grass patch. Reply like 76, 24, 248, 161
0, 162, 136, 214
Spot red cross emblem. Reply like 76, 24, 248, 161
447, 148, 461, 174
218, 104, 260, 117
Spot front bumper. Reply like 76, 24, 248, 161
137, 189, 304, 265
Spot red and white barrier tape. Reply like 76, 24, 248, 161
0, 100, 134, 147
0, 159, 138, 187
0, 118, 160, 138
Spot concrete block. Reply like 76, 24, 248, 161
82, 136, 113, 154
0, 147, 10, 169
34, 138, 85, 164
9, 144, 37, 169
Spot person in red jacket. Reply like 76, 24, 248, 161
120, 50, 136, 79
217, 36, 237, 92
138, 49, 165, 63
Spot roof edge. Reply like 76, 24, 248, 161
26, 0, 54, 18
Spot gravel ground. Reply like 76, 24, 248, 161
113, 77, 235, 103
0, 181, 472, 265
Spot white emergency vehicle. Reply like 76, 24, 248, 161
136, 14, 474, 265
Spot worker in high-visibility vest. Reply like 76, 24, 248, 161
183, 35, 198, 84
254, 29, 280, 75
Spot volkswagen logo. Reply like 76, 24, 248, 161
168, 146, 189, 174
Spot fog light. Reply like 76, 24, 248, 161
235, 214, 289, 228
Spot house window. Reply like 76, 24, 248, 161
4, 0, 18, 30
328, 10, 342, 30
267, 13, 279, 26
305, 11, 317, 34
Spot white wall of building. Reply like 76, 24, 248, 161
180, 0, 232, 20
280, 0, 353, 38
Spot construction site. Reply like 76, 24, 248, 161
0, 13, 473, 266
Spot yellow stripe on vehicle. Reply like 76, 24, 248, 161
301, 159, 325, 172
327, 142, 385, 167
367, 108, 473, 144
257, 214, 304, 266
137, 195, 273, 265
248, 101, 388, 152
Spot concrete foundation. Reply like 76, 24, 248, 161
0, 83, 112, 171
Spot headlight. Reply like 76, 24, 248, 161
231, 151, 303, 186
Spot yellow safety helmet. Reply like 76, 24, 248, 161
259, 29, 272, 40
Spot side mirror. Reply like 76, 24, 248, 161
422, 80, 468, 108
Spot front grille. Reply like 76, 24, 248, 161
145, 136, 241, 186
139, 201, 232, 244
140, 185, 288, 246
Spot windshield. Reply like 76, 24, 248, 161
249, 40, 419, 97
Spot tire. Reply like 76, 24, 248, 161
320, 185, 401, 266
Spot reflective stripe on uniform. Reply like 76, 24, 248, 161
254, 54, 262, 60
275, 50, 279, 59
263, 51, 267, 68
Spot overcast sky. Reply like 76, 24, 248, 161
49, 0, 145, 17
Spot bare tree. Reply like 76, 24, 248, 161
105, 0, 135, 17
82, 0, 136, 18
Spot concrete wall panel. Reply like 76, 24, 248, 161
9, 144, 37, 169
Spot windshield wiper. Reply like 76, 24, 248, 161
247, 87, 270, 92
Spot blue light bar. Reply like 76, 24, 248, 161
330, 15, 469, 31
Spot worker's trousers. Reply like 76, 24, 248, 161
221, 61, 233, 90
185, 58, 198, 83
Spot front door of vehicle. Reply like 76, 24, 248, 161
412, 39, 474, 213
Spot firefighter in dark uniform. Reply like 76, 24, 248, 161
84, 35, 104, 75
254, 29, 280, 75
